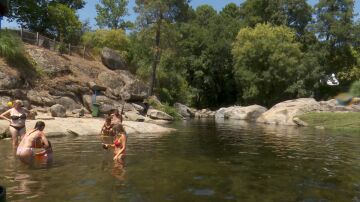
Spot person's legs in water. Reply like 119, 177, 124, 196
9, 126, 26, 147
16, 147, 34, 165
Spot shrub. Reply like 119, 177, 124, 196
0, 30, 25, 60
82, 29, 130, 60
350, 80, 360, 97
147, 96, 182, 120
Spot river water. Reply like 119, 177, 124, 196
1, 119, 360, 202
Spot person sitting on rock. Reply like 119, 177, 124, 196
100, 116, 114, 136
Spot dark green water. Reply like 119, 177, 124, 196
1, 119, 360, 202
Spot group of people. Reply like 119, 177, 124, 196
0, 100, 127, 166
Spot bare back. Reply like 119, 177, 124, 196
18, 130, 43, 149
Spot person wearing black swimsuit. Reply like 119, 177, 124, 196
0, 100, 29, 147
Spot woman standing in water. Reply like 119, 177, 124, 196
16, 121, 52, 165
0, 100, 29, 147
103, 124, 127, 161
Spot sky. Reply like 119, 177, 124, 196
1, 0, 360, 29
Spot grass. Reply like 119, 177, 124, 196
147, 97, 182, 120
298, 112, 360, 133
0, 30, 40, 81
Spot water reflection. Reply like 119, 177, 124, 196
1, 120, 360, 201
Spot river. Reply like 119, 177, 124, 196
1, 119, 360, 202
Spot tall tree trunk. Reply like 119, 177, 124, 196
149, 13, 162, 96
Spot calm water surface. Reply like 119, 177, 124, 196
1, 119, 360, 202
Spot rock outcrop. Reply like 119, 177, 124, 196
147, 109, 174, 121
256, 98, 320, 125
215, 105, 267, 121
101, 47, 127, 70
194, 109, 216, 119
0, 72, 22, 89
0, 118, 176, 138
174, 103, 195, 118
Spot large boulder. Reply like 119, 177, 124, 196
223, 105, 267, 121
0, 72, 22, 89
98, 70, 148, 102
82, 94, 123, 115
54, 97, 82, 111
174, 103, 195, 117
50, 104, 67, 117
27, 90, 56, 107
147, 109, 174, 121
87, 81, 106, 92
101, 47, 127, 70
215, 106, 237, 119
195, 109, 216, 119
125, 111, 146, 122
256, 98, 320, 125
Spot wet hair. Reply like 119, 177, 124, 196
34, 121, 45, 131
111, 109, 120, 117
112, 124, 125, 134
105, 116, 112, 122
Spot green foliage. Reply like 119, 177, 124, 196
313, 0, 356, 75
147, 97, 182, 120
0, 30, 39, 80
239, 0, 312, 35
48, 3, 82, 43
350, 80, 360, 97
8, 0, 85, 37
82, 29, 130, 59
232, 24, 313, 107
95, 0, 131, 29
0, 30, 24, 60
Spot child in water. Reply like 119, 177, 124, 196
100, 117, 114, 136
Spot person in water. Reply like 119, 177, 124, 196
100, 116, 114, 136
103, 124, 127, 161
16, 121, 51, 165
110, 108, 123, 125
0, 100, 29, 147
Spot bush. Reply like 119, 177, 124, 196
350, 80, 360, 97
0, 30, 25, 60
147, 96, 182, 120
82, 29, 130, 60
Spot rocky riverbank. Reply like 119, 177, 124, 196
188, 98, 360, 127
0, 118, 176, 139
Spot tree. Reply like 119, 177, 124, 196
95, 0, 131, 29
82, 29, 130, 60
177, 4, 241, 107
8, 0, 85, 36
134, 0, 190, 96
313, 0, 357, 92
239, 0, 312, 36
48, 3, 82, 43
232, 24, 311, 107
